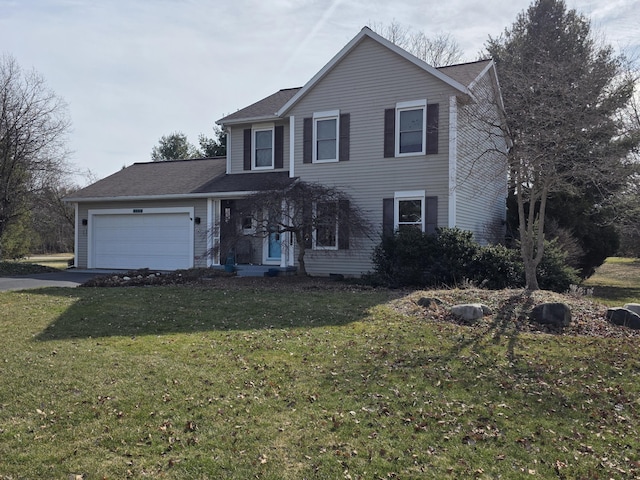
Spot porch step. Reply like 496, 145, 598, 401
234, 265, 297, 277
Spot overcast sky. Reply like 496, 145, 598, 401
1, 0, 638, 185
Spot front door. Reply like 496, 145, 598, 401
268, 230, 281, 260
264, 209, 282, 264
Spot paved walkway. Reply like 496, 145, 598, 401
0, 271, 106, 292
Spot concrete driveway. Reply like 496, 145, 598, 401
0, 270, 105, 292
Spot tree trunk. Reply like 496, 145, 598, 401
295, 231, 307, 276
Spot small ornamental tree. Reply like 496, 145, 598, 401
233, 181, 372, 276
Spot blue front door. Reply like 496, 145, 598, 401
268, 229, 281, 261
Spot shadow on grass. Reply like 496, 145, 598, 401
31, 285, 390, 341
590, 286, 640, 304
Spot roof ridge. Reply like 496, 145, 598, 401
132, 156, 227, 166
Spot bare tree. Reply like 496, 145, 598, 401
486, 0, 638, 289
0, 54, 71, 258
370, 20, 464, 67
228, 181, 372, 276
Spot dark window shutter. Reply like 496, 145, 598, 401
338, 199, 349, 249
426, 103, 439, 155
382, 198, 394, 237
425, 196, 438, 234
274, 125, 284, 169
339, 113, 350, 162
303, 117, 312, 164
384, 109, 395, 158
243, 128, 252, 170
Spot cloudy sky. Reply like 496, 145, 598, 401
1, 0, 638, 184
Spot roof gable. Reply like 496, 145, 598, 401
276, 27, 471, 116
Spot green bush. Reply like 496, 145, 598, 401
472, 244, 524, 289
370, 228, 579, 292
537, 239, 580, 292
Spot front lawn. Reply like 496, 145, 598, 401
1, 280, 639, 479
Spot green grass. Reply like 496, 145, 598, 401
1, 283, 640, 479
583, 257, 640, 306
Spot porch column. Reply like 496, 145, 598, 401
208, 199, 221, 266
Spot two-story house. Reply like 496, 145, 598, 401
66, 27, 508, 276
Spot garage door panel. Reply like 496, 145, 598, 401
91, 212, 193, 270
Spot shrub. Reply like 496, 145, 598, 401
370, 228, 579, 292
537, 239, 580, 292
472, 244, 524, 289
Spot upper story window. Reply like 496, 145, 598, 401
396, 100, 426, 156
313, 110, 339, 162
253, 125, 274, 169
384, 100, 439, 158
243, 125, 284, 171
303, 112, 350, 164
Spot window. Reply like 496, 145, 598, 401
253, 126, 274, 169
313, 201, 338, 250
241, 215, 254, 233
313, 110, 339, 162
384, 100, 439, 158
396, 100, 426, 156
394, 191, 425, 231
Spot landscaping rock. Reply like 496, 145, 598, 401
606, 307, 640, 329
623, 303, 640, 316
417, 297, 443, 309
451, 303, 490, 323
530, 302, 571, 328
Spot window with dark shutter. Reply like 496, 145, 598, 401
383, 109, 395, 158
303, 117, 312, 164
243, 129, 252, 171
382, 198, 394, 237
274, 125, 284, 169
339, 113, 350, 162
426, 104, 439, 155
425, 196, 438, 234
338, 199, 349, 249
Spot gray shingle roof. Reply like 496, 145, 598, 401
218, 88, 301, 124
66, 157, 296, 201
437, 59, 492, 88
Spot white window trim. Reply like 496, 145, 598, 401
395, 99, 427, 157
312, 200, 339, 250
312, 110, 340, 163
252, 123, 274, 170
394, 190, 426, 232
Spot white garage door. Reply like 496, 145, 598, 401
90, 211, 193, 270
